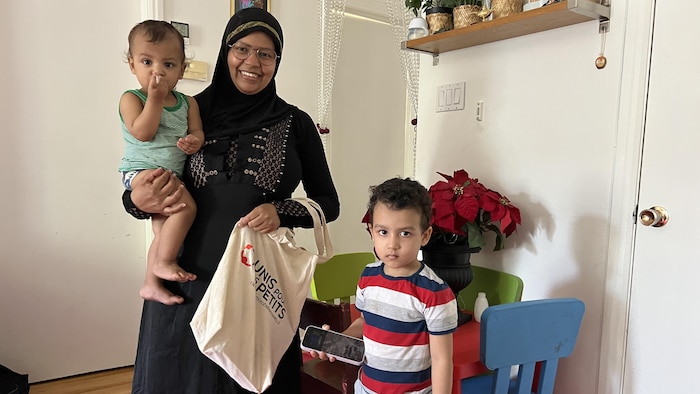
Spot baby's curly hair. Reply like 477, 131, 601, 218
367, 177, 432, 232
127, 20, 185, 61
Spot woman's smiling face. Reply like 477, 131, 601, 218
227, 31, 277, 95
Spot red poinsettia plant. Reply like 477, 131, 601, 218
428, 169, 521, 251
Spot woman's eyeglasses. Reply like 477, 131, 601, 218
228, 43, 279, 66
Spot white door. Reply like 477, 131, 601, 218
624, 0, 700, 391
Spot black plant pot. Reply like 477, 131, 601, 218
422, 238, 480, 326
425, 6, 454, 34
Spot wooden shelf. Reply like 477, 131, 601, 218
402, 0, 610, 55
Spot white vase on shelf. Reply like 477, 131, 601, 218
407, 17, 429, 40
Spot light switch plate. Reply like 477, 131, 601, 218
183, 60, 208, 82
436, 82, 466, 112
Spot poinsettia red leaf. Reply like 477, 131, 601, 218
429, 181, 460, 205
473, 181, 488, 194
434, 189, 457, 201
491, 204, 507, 222
510, 206, 522, 225
500, 213, 513, 235
503, 221, 517, 237
361, 210, 370, 224
432, 198, 455, 222
502, 207, 521, 236
480, 191, 507, 221
433, 215, 466, 236
454, 195, 480, 222
437, 171, 454, 182
452, 169, 470, 185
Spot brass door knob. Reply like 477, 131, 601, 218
639, 206, 669, 227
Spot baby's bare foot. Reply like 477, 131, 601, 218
153, 261, 197, 283
140, 284, 184, 305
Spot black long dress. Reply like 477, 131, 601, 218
131, 8, 340, 394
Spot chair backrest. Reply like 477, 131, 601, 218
299, 298, 353, 333
456, 265, 524, 312
300, 298, 358, 394
310, 252, 376, 303
480, 298, 585, 394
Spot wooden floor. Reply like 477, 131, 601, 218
30, 366, 134, 394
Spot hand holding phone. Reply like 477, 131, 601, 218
301, 325, 364, 366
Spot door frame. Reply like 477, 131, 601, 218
598, 1, 655, 393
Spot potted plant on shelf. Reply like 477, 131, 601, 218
405, 0, 425, 17
426, 0, 455, 34
452, 0, 484, 28
411, 0, 455, 35
405, 0, 430, 40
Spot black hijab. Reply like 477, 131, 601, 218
195, 7, 294, 139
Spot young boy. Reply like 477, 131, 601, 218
311, 177, 458, 394
118, 20, 203, 305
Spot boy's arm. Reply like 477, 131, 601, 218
177, 96, 204, 154
429, 333, 454, 394
342, 315, 364, 339
120, 75, 167, 141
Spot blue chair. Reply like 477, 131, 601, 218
460, 298, 585, 394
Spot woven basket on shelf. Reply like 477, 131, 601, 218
426, 7, 453, 34
491, 0, 523, 19
453, 5, 481, 28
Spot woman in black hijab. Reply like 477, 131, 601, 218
125, 8, 339, 393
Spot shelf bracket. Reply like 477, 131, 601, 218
433, 53, 439, 66
599, 19, 609, 34
568, 0, 610, 25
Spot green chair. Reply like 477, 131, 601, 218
310, 252, 376, 303
456, 265, 524, 313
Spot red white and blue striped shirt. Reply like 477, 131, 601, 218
355, 261, 457, 394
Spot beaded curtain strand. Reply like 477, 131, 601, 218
386, 0, 420, 177
317, 0, 347, 158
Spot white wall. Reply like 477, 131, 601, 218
0, 0, 145, 382
326, 12, 407, 254
415, 2, 629, 393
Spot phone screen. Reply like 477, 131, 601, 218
301, 326, 364, 365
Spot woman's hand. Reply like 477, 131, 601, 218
131, 168, 187, 216
238, 203, 280, 233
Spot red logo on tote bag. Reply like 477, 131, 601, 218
240, 244, 254, 266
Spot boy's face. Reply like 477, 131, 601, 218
369, 202, 432, 277
128, 32, 185, 93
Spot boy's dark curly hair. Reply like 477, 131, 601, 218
367, 177, 432, 231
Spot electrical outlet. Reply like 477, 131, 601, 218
476, 101, 484, 121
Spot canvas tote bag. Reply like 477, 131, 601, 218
190, 198, 333, 393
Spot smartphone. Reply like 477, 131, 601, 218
301, 325, 365, 366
